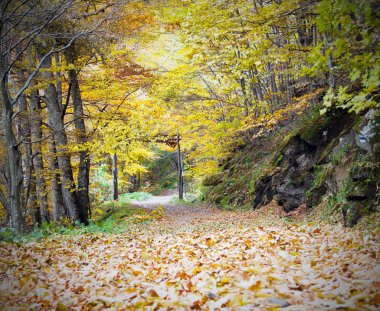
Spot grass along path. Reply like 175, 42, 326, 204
0, 198, 379, 310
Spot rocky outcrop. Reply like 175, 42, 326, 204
204, 106, 379, 226
253, 109, 356, 212
342, 162, 380, 226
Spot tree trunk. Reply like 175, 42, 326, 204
177, 133, 184, 200
0, 3, 24, 232
324, 35, 335, 89
267, 62, 279, 110
23, 139, 41, 226
28, 167, 41, 226
137, 173, 141, 190
112, 153, 118, 200
240, 77, 250, 117
40, 54, 87, 225
0, 65, 25, 232
68, 66, 90, 220
14, 66, 47, 227
55, 54, 63, 108
30, 87, 50, 222
48, 137, 66, 221
14, 65, 38, 225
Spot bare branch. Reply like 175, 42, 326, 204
4, 0, 73, 63
0, 2, 61, 43
10, 2, 119, 106
0, 1, 37, 41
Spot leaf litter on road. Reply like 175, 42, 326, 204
0, 205, 379, 310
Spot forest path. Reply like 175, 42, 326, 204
129, 190, 245, 229
130, 191, 176, 210
1, 200, 379, 310
129, 192, 305, 229
131, 190, 226, 229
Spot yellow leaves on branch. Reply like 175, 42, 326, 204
242, 88, 325, 138
109, 2, 156, 38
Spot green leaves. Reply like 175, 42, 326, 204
321, 60, 379, 113
313, 0, 379, 114
322, 88, 335, 109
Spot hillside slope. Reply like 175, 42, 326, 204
203, 107, 380, 226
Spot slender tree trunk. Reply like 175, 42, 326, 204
48, 54, 66, 221
68, 66, 90, 219
14, 83, 28, 205
48, 137, 66, 221
324, 35, 335, 88
14, 67, 41, 225
28, 167, 41, 226
177, 133, 184, 200
253, 67, 265, 104
0, 69, 24, 232
0, 9, 20, 230
0, 15, 24, 230
40, 54, 87, 225
267, 62, 279, 110
11, 51, 38, 223
112, 153, 118, 200
30, 87, 50, 222
23, 141, 40, 226
137, 173, 141, 190
17, 105, 42, 227
240, 77, 250, 117
55, 54, 63, 108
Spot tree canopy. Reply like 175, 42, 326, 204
0, 0, 379, 231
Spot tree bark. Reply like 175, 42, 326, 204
112, 153, 118, 200
28, 167, 41, 226
267, 62, 279, 109
324, 35, 335, 89
68, 65, 90, 220
48, 137, 66, 221
0, 65, 25, 232
40, 53, 87, 225
14, 74, 29, 209
0, 9, 24, 230
177, 133, 184, 200
30, 87, 50, 223
15, 65, 45, 226
55, 54, 63, 108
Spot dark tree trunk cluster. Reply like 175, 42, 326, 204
0, 1, 112, 231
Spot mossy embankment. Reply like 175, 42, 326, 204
202, 106, 380, 226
